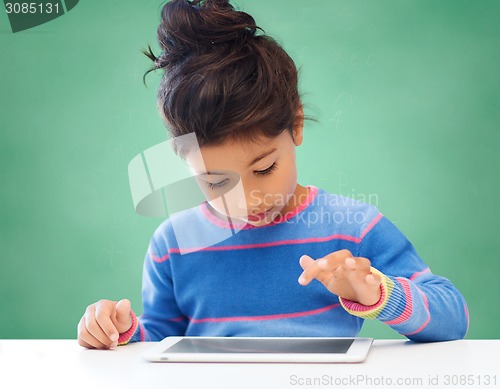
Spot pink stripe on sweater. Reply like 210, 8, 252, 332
200, 204, 247, 230
404, 314, 431, 336
150, 252, 170, 263
360, 213, 383, 240
167, 233, 361, 254
190, 303, 341, 324
155, 190, 385, 256
409, 268, 430, 281
404, 289, 431, 336
339, 282, 386, 314
168, 316, 186, 322
164, 213, 384, 254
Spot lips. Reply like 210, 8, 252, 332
247, 210, 271, 222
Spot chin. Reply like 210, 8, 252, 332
250, 211, 282, 227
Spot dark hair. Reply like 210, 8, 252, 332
143, 0, 305, 154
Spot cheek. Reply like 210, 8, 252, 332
207, 197, 226, 214
273, 159, 298, 194
257, 164, 297, 208
207, 181, 248, 215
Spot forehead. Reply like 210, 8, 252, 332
187, 132, 289, 170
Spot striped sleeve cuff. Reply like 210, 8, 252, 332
117, 310, 139, 346
339, 267, 395, 320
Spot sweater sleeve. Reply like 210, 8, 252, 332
122, 230, 188, 344
340, 214, 469, 342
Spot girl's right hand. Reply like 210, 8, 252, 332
77, 299, 133, 349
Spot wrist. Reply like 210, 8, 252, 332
358, 284, 382, 306
340, 267, 394, 320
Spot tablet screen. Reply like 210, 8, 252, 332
164, 338, 355, 354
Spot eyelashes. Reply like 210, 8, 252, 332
206, 162, 278, 190
207, 179, 229, 190
254, 162, 277, 176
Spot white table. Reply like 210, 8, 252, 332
0, 340, 498, 389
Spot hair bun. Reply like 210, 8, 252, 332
152, 0, 259, 69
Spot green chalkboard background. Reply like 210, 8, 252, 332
1, 0, 498, 340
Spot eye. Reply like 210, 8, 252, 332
207, 179, 229, 190
254, 162, 277, 176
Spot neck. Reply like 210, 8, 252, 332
279, 183, 309, 216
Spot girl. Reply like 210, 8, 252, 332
77, 0, 468, 349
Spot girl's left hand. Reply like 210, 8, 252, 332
298, 249, 382, 306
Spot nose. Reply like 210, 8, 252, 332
244, 188, 265, 213
233, 179, 262, 208
236, 191, 261, 209
233, 177, 267, 215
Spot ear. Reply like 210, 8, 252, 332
292, 105, 304, 146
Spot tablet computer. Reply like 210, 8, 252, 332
141, 336, 373, 363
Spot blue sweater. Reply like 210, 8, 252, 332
124, 186, 468, 343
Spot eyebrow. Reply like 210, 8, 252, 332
248, 148, 277, 166
198, 148, 278, 176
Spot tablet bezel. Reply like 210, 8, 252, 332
141, 336, 373, 363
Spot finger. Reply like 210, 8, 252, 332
344, 257, 371, 272
77, 337, 94, 349
85, 305, 116, 348
113, 299, 133, 333
298, 255, 319, 285
359, 272, 383, 305
343, 256, 357, 270
114, 299, 131, 320
299, 255, 315, 270
77, 316, 106, 349
341, 257, 377, 296
298, 259, 324, 286
77, 327, 97, 350
322, 264, 346, 291
366, 271, 382, 286
322, 257, 370, 294
317, 249, 354, 271
299, 259, 339, 286
299, 251, 346, 286
95, 302, 121, 344
298, 250, 353, 286
77, 316, 95, 349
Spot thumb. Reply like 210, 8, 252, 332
112, 299, 133, 334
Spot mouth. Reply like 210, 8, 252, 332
246, 209, 272, 223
